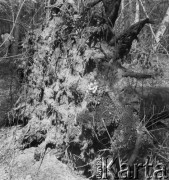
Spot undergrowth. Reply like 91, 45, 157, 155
6, 1, 169, 179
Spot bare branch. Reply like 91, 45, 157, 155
0, 18, 28, 30
109, 18, 154, 61
122, 70, 154, 79
115, 62, 154, 79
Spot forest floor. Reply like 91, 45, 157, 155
0, 127, 87, 180
0, 60, 87, 180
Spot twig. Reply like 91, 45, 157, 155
0, 0, 27, 48
0, 18, 28, 29
101, 116, 113, 144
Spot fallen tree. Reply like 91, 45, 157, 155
10, 0, 167, 179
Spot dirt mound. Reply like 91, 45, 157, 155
0, 127, 87, 180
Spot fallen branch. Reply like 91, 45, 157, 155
114, 62, 155, 79
122, 70, 154, 79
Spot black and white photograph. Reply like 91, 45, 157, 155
0, 0, 169, 179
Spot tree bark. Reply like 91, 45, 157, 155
134, 0, 139, 23
11, 18, 20, 56
121, 0, 125, 19
153, 6, 169, 51
132, 0, 139, 48
129, 0, 133, 25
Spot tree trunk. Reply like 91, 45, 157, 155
12, 1, 159, 178
134, 0, 139, 23
153, 6, 169, 51
11, 18, 20, 56
129, 0, 133, 25
121, 0, 125, 19
132, 0, 139, 49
